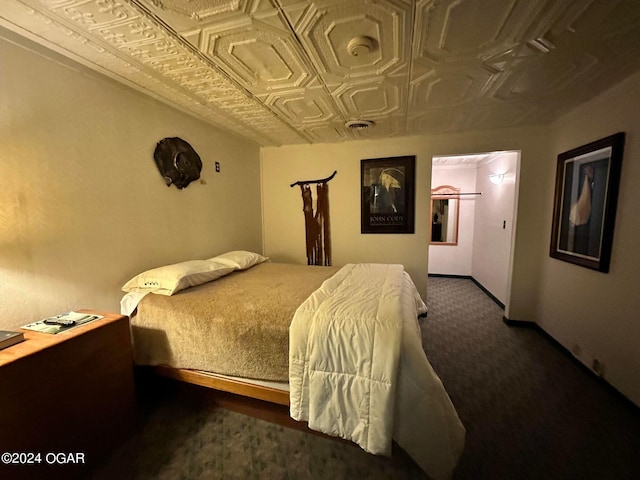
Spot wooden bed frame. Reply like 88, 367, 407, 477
151, 365, 290, 406
140, 365, 344, 440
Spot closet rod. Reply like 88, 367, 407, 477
290, 170, 337, 188
433, 192, 482, 196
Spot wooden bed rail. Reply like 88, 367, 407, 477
140, 366, 354, 445
151, 365, 290, 406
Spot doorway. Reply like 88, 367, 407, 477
428, 151, 520, 315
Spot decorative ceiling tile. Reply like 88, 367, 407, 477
264, 86, 338, 126
407, 109, 454, 136
286, 0, 412, 85
409, 69, 494, 112
2, 0, 640, 145
300, 121, 351, 143
495, 51, 599, 100
148, 0, 250, 20
412, 0, 542, 67
49, 0, 141, 30
199, 17, 314, 94
332, 76, 406, 120
468, 101, 536, 130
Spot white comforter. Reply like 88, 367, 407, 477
289, 264, 465, 480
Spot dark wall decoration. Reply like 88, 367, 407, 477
361, 156, 415, 234
290, 171, 336, 266
549, 132, 625, 272
153, 137, 202, 189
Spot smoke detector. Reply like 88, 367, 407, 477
347, 36, 375, 57
345, 120, 374, 130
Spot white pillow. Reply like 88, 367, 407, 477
122, 260, 234, 296
208, 250, 268, 270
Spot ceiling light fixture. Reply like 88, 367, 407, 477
345, 120, 374, 130
347, 36, 375, 57
489, 173, 505, 185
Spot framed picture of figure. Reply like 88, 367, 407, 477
549, 132, 625, 272
361, 155, 415, 234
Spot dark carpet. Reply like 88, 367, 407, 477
424, 277, 640, 480
89, 277, 640, 479
89, 380, 425, 480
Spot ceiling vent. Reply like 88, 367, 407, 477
345, 120, 375, 130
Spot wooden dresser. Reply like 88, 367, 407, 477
0, 311, 136, 480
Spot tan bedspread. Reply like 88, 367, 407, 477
130, 262, 339, 381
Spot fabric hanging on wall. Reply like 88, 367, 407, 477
299, 182, 332, 266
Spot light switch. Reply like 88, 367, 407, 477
215, 161, 220, 173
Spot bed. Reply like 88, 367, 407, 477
122, 251, 465, 480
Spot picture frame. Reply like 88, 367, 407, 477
361, 155, 415, 234
549, 132, 625, 272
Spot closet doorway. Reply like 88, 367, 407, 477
428, 151, 520, 314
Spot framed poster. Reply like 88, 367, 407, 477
361, 155, 415, 234
549, 132, 625, 272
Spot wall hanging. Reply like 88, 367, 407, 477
153, 137, 202, 189
549, 132, 625, 272
290, 171, 336, 266
361, 156, 415, 234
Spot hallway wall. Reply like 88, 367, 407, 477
536, 69, 640, 407
472, 152, 519, 304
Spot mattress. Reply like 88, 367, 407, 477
130, 262, 339, 381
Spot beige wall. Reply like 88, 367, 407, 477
0, 32, 262, 329
261, 140, 432, 298
472, 152, 519, 306
538, 70, 640, 407
261, 125, 552, 321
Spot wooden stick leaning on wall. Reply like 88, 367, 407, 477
291, 171, 336, 266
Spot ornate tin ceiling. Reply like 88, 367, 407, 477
1, 0, 640, 146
